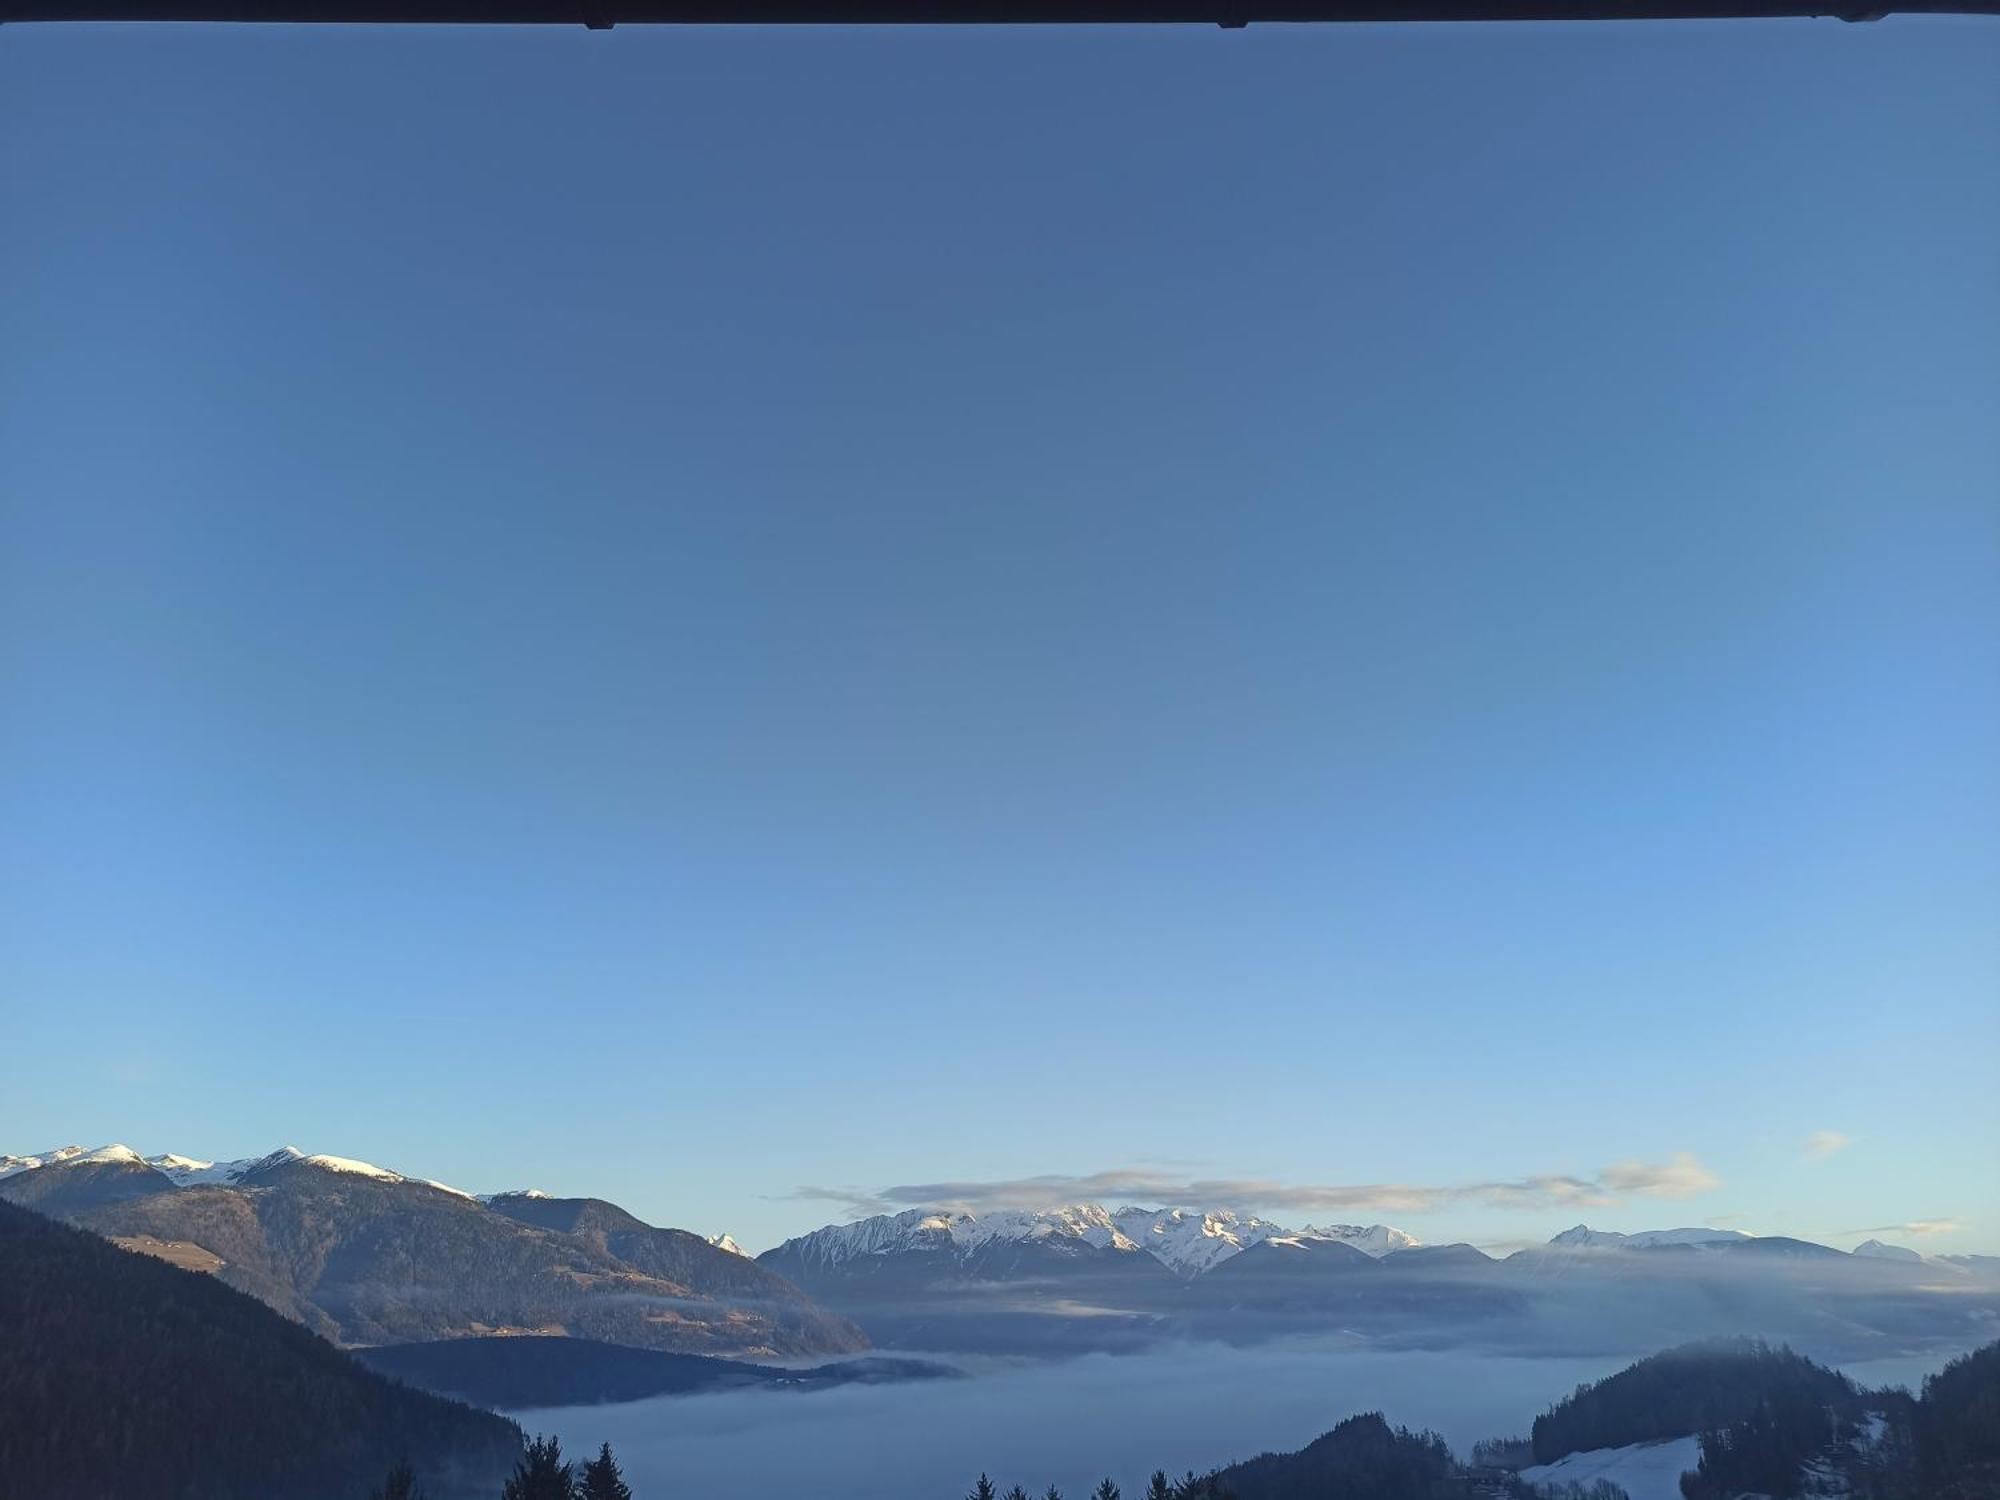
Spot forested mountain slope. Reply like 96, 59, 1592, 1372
0, 1199, 521, 1500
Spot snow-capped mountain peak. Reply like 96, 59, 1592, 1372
709, 1233, 748, 1256
1111, 1206, 1288, 1276
76, 1144, 145, 1165
1852, 1239, 1924, 1263
770, 1203, 1422, 1278
146, 1147, 305, 1186
774, 1204, 1144, 1271
3, 1144, 155, 1180
1299, 1223, 1422, 1257
1, 1142, 476, 1199
0, 1145, 87, 1180
1549, 1224, 1750, 1250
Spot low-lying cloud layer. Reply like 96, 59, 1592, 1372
794, 1152, 1721, 1219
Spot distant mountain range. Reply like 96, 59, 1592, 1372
766, 1201, 1996, 1281
758, 1202, 2000, 1358
0, 1143, 864, 1360
765, 1204, 1424, 1280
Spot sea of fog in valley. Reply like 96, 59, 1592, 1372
508, 1339, 1974, 1500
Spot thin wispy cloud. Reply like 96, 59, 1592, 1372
789, 1154, 1722, 1220
1847, 1218, 1962, 1238
1600, 1152, 1722, 1199
1803, 1130, 1853, 1161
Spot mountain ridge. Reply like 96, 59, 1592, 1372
0, 1142, 866, 1360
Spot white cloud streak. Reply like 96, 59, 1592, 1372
1803, 1131, 1853, 1161
1847, 1218, 1962, 1238
790, 1154, 1723, 1220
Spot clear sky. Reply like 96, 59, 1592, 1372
2, 15, 1995, 1257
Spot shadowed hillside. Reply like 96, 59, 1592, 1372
0, 1199, 521, 1500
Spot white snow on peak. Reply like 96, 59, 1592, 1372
147, 1153, 214, 1175
2, 1141, 476, 1198
77, 1144, 146, 1165
0, 1145, 87, 1180
300, 1153, 400, 1179
1549, 1224, 1750, 1250
146, 1148, 301, 1186
478, 1188, 553, 1203
776, 1205, 1144, 1270
1112, 1207, 1291, 1276
290, 1154, 471, 1197
1, 1144, 154, 1179
1544, 1224, 1752, 1248
709, 1233, 748, 1256
1299, 1223, 1423, 1257
773, 1203, 1422, 1277
1853, 1239, 1925, 1263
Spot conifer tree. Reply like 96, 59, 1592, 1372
1043, 1487, 1064, 1500
967, 1475, 998, 1500
577, 1443, 633, 1500
502, 1435, 576, 1500
1003, 1486, 1030, 1500
1145, 1471, 1173, 1500
369, 1459, 425, 1500
1092, 1480, 1121, 1500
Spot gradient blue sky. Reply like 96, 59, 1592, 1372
3, 16, 1995, 1255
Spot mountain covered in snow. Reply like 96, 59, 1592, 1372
766, 1203, 1425, 1280
1546, 1223, 1751, 1251
1853, 1238, 1925, 1263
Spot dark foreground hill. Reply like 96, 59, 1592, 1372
1212, 1412, 1471, 1500
1531, 1337, 1861, 1464
0, 1199, 521, 1500
357, 1333, 957, 1408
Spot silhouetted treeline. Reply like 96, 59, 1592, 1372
1679, 1387, 1839, 1499
1206, 1412, 1468, 1500
0, 1199, 520, 1500
1674, 1339, 2000, 1500
1914, 1341, 2000, 1497
368, 1437, 636, 1500
937, 1418, 1463, 1500
1531, 1339, 1856, 1465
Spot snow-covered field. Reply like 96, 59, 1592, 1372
1516, 1435, 1703, 1500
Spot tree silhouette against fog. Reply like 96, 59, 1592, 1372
368, 1461, 425, 1500
501, 1436, 575, 1500
577, 1443, 634, 1500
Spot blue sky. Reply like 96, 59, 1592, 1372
2, 16, 1995, 1255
